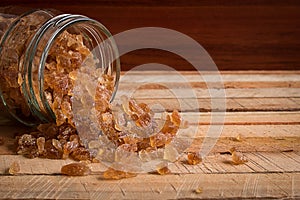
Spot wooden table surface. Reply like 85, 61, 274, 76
0, 70, 299, 199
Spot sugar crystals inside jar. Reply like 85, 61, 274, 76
0, 8, 120, 126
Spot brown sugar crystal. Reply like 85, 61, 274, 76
103, 167, 137, 180
187, 152, 202, 165
230, 147, 248, 165
71, 147, 93, 161
43, 139, 63, 159
194, 187, 203, 194
231, 151, 248, 165
61, 163, 91, 176
16, 134, 39, 158
156, 165, 171, 175
36, 137, 45, 154
8, 161, 20, 175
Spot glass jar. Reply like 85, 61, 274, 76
0, 7, 120, 126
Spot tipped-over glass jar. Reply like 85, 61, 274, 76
0, 7, 120, 126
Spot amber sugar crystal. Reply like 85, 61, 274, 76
187, 152, 202, 165
103, 167, 137, 180
231, 151, 248, 165
8, 161, 21, 175
230, 147, 248, 165
61, 163, 91, 176
156, 165, 171, 175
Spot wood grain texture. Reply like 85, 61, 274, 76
116, 70, 300, 112
0, 70, 299, 199
0, 173, 299, 199
1, 152, 300, 175
0, 0, 299, 70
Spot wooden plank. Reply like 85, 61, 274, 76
117, 71, 300, 100
119, 87, 300, 98
134, 97, 300, 112
0, 151, 299, 175
181, 111, 300, 125
234, 97, 300, 111
119, 71, 300, 83
190, 137, 300, 153
0, 152, 300, 175
0, 173, 299, 199
0, 155, 108, 175
193, 124, 300, 138
255, 152, 300, 172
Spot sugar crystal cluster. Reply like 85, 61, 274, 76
3, 23, 194, 178
95, 93, 182, 153
16, 30, 105, 161
17, 123, 94, 160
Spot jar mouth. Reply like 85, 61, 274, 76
23, 14, 120, 124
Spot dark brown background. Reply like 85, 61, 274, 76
1, 0, 300, 71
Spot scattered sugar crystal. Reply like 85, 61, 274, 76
187, 152, 202, 165
8, 161, 20, 175
103, 167, 137, 180
163, 143, 179, 162
231, 150, 248, 165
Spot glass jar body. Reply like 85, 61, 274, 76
0, 8, 120, 126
